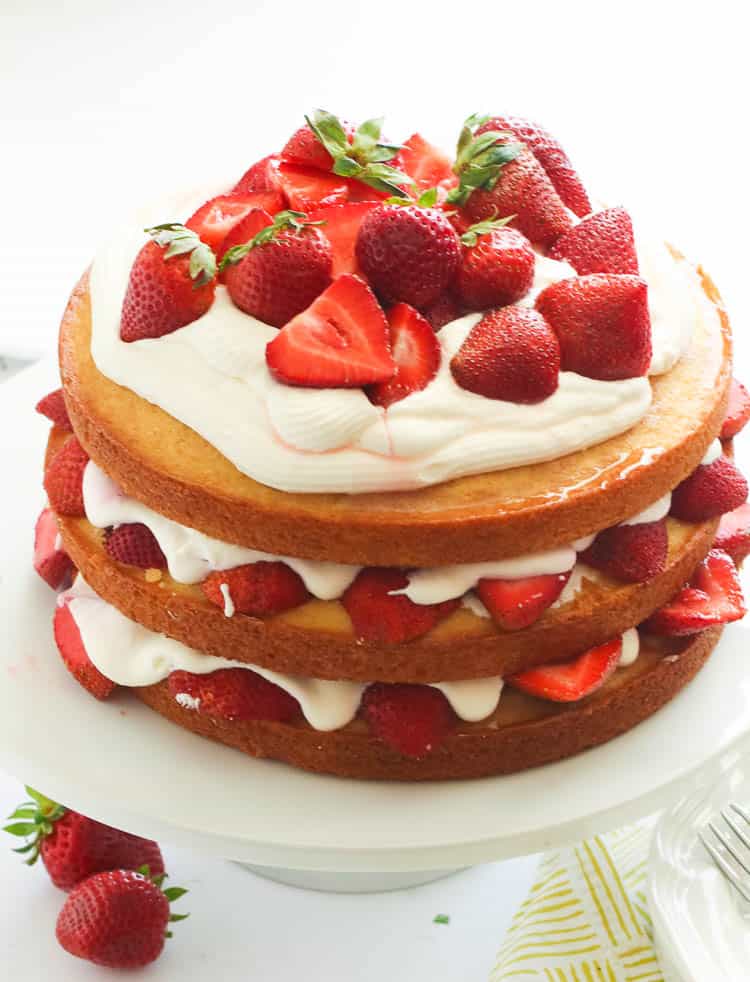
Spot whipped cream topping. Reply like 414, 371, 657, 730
63, 577, 639, 730
87, 188, 718, 496
701, 439, 723, 467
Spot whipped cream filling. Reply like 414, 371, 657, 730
63, 578, 639, 730
701, 439, 723, 467
87, 188, 718, 496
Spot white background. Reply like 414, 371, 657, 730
1, 0, 748, 977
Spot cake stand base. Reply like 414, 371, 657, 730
237, 864, 466, 893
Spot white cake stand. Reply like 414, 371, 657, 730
3, 360, 750, 893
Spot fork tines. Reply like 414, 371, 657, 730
700, 802, 750, 904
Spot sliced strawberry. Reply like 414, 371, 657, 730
535, 273, 651, 380
232, 154, 281, 194
342, 568, 460, 643
399, 133, 455, 192
644, 549, 746, 636
450, 306, 560, 404
36, 389, 72, 431
265, 275, 396, 388
202, 562, 309, 617
275, 163, 349, 210
44, 437, 89, 517
476, 571, 570, 630
186, 191, 284, 251
215, 207, 274, 268
33, 508, 75, 590
715, 503, 750, 564
367, 304, 440, 408
507, 637, 622, 702
579, 519, 668, 583
54, 601, 115, 700
549, 207, 639, 275
167, 668, 299, 722
105, 524, 167, 570
721, 378, 750, 439
670, 456, 748, 522
308, 201, 379, 276
360, 683, 456, 757
420, 291, 465, 331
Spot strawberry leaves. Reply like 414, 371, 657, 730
447, 114, 522, 207
460, 214, 514, 247
145, 224, 217, 286
305, 109, 413, 197
219, 209, 324, 270
3, 786, 66, 866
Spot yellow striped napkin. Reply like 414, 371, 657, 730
491, 826, 663, 981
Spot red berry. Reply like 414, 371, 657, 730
105, 523, 167, 569
265, 275, 396, 387
308, 201, 380, 276
420, 291, 465, 330
186, 191, 283, 251
721, 378, 750, 439
715, 502, 750, 564
644, 549, 746, 636
202, 562, 309, 616
361, 683, 456, 757
281, 120, 354, 171
33, 507, 74, 589
168, 667, 300, 722
356, 203, 461, 308
549, 207, 639, 275
215, 207, 274, 268
275, 162, 349, 210
232, 154, 281, 193
36, 388, 72, 430
670, 456, 748, 522
398, 133, 455, 194
53, 601, 115, 700
535, 273, 652, 380
341, 568, 459, 643
456, 225, 535, 309
450, 306, 560, 404
476, 571, 571, 630
44, 437, 89, 517
507, 637, 622, 702
368, 303, 440, 408
579, 519, 668, 583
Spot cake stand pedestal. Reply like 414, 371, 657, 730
3, 360, 750, 893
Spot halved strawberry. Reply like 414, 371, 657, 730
186, 192, 284, 251
399, 133, 455, 193
308, 202, 379, 276
342, 569, 460, 643
36, 389, 72, 431
549, 207, 639, 275
643, 549, 746, 635
265, 275, 396, 388
215, 208, 274, 268
579, 519, 668, 583
476, 571, 571, 630
54, 601, 115, 700
167, 668, 299, 722
721, 378, 750, 439
670, 456, 748, 522
360, 683, 455, 757
275, 163, 349, 210
202, 562, 309, 617
715, 503, 750, 564
105, 524, 167, 570
34, 508, 75, 590
507, 637, 622, 702
232, 154, 281, 194
367, 304, 440, 408
44, 437, 89, 517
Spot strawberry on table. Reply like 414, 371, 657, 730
549, 207, 639, 275
715, 502, 750, 564
221, 209, 333, 327
721, 377, 750, 439
168, 667, 300, 722
202, 561, 309, 616
368, 303, 441, 408
579, 519, 668, 583
450, 306, 560, 403
120, 224, 217, 342
3, 786, 164, 891
342, 568, 460, 643
44, 436, 89, 517
669, 455, 748, 522
535, 273, 652, 380
476, 571, 571, 630
308, 201, 380, 276
355, 192, 462, 308
33, 507, 75, 589
455, 217, 535, 309
266, 275, 396, 387
232, 154, 281, 193
644, 549, 746, 635
56, 867, 188, 969
105, 523, 167, 570
36, 388, 72, 430
54, 600, 116, 699
361, 683, 456, 758
186, 191, 284, 251
507, 637, 622, 702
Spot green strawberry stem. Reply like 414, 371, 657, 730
305, 109, 413, 198
145, 224, 217, 287
137, 865, 190, 938
219, 210, 325, 271
385, 187, 440, 209
446, 114, 523, 207
460, 214, 515, 247
3, 786, 66, 866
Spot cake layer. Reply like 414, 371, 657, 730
132, 627, 722, 781
60, 265, 731, 566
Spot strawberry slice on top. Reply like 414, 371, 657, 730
398, 133, 455, 193
276, 163, 351, 211
186, 191, 284, 251
308, 201, 380, 276
476, 571, 571, 630
265, 275, 396, 388
368, 303, 441, 408
644, 549, 746, 636
507, 637, 623, 703
232, 154, 282, 194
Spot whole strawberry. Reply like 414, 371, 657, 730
356, 195, 461, 307
455, 218, 535, 309
56, 867, 188, 969
105, 523, 167, 569
549, 207, 639, 275
120, 224, 217, 342
3, 787, 164, 891
221, 209, 332, 327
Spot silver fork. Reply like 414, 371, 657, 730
700, 802, 750, 904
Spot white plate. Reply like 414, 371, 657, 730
3, 359, 750, 873
650, 743, 750, 982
